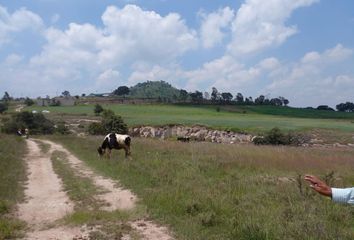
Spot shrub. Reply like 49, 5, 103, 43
1, 111, 54, 134
253, 127, 307, 146
24, 97, 34, 106
0, 102, 8, 114
55, 122, 70, 135
88, 122, 105, 135
94, 104, 104, 116
88, 111, 128, 135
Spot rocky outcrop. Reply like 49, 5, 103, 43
129, 125, 253, 144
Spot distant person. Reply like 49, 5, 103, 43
17, 129, 22, 136
25, 128, 29, 139
304, 175, 354, 204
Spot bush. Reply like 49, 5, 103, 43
88, 122, 105, 135
55, 122, 70, 135
253, 127, 307, 146
94, 104, 104, 116
88, 110, 128, 135
1, 111, 54, 135
0, 102, 8, 114
24, 97, 34, 106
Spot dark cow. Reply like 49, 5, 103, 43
97, 133, 131, 158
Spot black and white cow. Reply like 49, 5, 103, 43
97, 133, 131, 158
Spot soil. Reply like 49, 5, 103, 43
17, 139, 174, 240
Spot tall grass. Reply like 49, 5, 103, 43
0, 134, 27, 239
50, 135, 354, 239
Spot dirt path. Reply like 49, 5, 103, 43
18, 140, 83, 239
18, 139, 174, 239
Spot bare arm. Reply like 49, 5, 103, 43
304, 175, 332, 198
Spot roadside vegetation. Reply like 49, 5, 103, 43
0, 134, 27, 239
50, 135, 354, 240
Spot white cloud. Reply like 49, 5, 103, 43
51, 13, 60, 24
99, 5, 198, 66
265, 44, 354, 107
0, 4, 198, 96
0, 5, 44, 46
199, 7, 234, 48
228, 0, 319, 56
96, 69, 121, 90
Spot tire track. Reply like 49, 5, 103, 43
18, 139, 83, 240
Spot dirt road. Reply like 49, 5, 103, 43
18, 139, 173, 240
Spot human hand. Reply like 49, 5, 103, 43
304, 175, 332, 197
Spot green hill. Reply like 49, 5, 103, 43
129, 81, 181, 100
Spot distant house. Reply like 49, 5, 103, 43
37, 96, 76, 106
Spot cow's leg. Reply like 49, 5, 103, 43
124, 146, 131, 159
106, 149, 111, 159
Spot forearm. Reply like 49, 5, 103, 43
331, 188, 354, 204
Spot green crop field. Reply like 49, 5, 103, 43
49, 135, 354, 240
25, 104, 354, 133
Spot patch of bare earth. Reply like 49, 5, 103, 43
40, 140, 174, 240
18, 140, 85, 239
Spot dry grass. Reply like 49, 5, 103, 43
49, 135, 354, 239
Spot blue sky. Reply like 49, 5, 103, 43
0, 0, 354, 107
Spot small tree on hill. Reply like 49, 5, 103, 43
62, 90, 71, 97
113, 86, 130, 96
221, 92, 233, 102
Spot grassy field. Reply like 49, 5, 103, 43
25, 104, 354, 133
49, 135, 354, 240
0, 134, 27, 239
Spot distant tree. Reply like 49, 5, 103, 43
336, 102, 354, 112
221, 92, 233, 102
278, 96, 289, 106
235, 93, 244, 104
24, 97, 35, 106
244, 96, 253, 105
2, 92, 11, 102
74, 95, 80, 99
179, 89, 189, 101
211, 87, 219, 101
62, 90, 71, 97
204, 92, 210, 100
189, 91, 203, 103
254, 95, 266, 105
81, 93, 86, 97
0, 102, 8, 114
317, 105, 335, 111
283, 99, 289, 106
94, 104, 104, 116
113, 86, 130, 96
270, 98, 283, 106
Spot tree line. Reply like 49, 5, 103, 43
111, 81, 290, 106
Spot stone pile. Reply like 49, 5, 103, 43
129, 125, 253, 144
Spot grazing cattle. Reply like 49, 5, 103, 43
97, 133, 131, 158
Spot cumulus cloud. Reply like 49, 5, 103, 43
228, 0, 319, 56
199, 7, 234, 48
0, 5, 44, 46
265, 44, 354, 107
99, 5, 198, 66
0, 4, 198, 96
